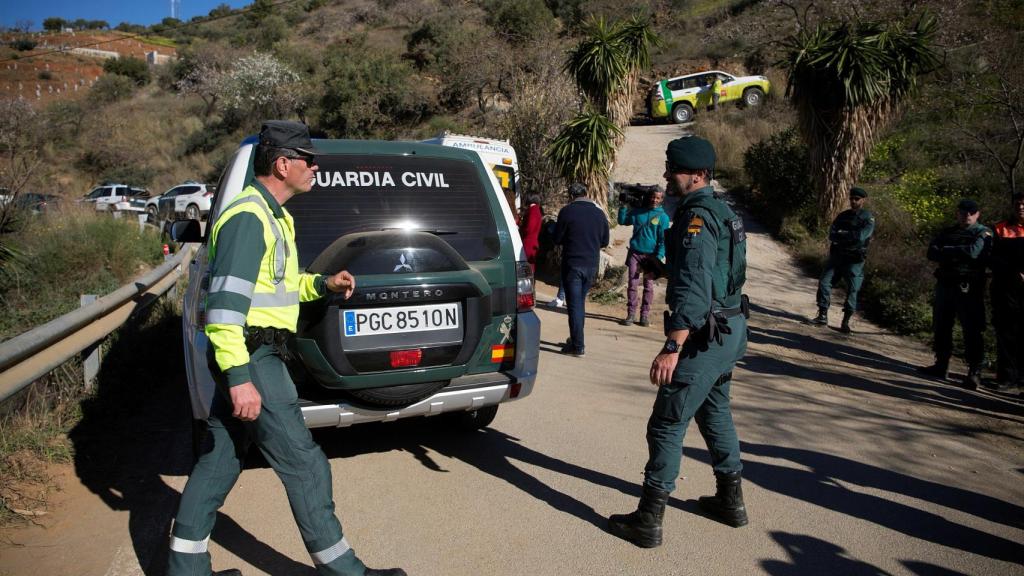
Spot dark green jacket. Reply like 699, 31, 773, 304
665, 187, 746, 332
829, 208, 874, 260
927, 222, 992, 281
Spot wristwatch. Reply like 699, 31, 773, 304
661, 339, 680, 354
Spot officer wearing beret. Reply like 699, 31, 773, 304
919, 199, 992, 390
609, 136, 749, 548
812, 186, 875, 332
167, 121, 406, 576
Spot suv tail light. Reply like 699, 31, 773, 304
516, 261, 534, 311
652, 84, 664, 101
203, 189, 214, 197
390, 349, 423, 368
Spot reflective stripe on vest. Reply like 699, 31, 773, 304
310, 537, 351, 566
231, 196, 289, 284
209, 187, 303, 329
169, 535, 210, 554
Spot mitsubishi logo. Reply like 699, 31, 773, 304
394, 253, 413, 272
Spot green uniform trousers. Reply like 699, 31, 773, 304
644, 314, 747, 493
933, 279, 986, 367
168, 345, 366, 576
816, 256, 864, 312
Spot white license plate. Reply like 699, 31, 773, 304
342, 303, 460, 337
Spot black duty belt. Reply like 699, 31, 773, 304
244, 326, 293, 355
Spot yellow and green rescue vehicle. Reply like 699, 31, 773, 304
649, 70, 771, 124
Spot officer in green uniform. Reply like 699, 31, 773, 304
918, 199, 992, 390
609, 136, 749, 548
167, 121, 406, 576
812, 187, 875, 332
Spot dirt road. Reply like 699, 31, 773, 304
1, 125, 1021, 576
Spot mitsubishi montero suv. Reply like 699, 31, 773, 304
173, 137, 540, 434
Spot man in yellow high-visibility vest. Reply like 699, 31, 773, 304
166, 121, 407, 576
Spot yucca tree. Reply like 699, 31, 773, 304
608, 14, 660, 135
783, 14, 939, 221
564, 15, 659, 138
564, 17, 628, 116
546, 108, 622, 211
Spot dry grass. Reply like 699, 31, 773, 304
0, 365, 82, 526
692, 84, 795, 182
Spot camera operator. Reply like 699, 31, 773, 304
617, 184, 670, 327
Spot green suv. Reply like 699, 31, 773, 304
175, 137, 539, 435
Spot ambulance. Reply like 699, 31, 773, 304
422, 132, 520, 213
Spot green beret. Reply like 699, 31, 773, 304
850, 187, 867, 199
666, 136, 716, 171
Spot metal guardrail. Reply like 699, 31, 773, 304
0, 245, 196, 404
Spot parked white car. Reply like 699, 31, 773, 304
145, 182, 216, 222
82, 184, 149, 211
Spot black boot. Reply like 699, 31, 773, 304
365, 569, 408, 576
840, 311, 853, 333
212, 571, 242, 576
698, 471, 749, 528
962, 366, 981, 391
917, 360, 949, 380
608, 486, 669, 548
811, 308, 828, 325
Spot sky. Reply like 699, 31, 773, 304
1, 0, 253, 30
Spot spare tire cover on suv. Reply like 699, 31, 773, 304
286, 153, 503, 409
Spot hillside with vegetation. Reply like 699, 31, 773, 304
0, 0, 1018, 333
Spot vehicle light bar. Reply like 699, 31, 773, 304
390, 349, 423, 368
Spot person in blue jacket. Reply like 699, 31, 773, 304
618, 187, 670, 326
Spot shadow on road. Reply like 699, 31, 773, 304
312, 421, 701, 531
739, 350, 1024, 426
760, 531, 893, 575
68, 304, 312, 576
686, 442, 1024, 564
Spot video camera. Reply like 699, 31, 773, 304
617, 183, 661, 209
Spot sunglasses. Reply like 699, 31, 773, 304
280, 152, 316, 166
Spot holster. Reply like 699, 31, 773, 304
244, 326, 294, 360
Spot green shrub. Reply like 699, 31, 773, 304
317, 39, 431, 138
87, 73, 136, 104
10, 39, 37, 51
742, 127, 814, 230
485, 0, 556, 45
102, 57, 151, 86
861, 135, 904, 181
890, 169, 961, 230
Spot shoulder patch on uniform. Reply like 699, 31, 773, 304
687, 215, 704, 235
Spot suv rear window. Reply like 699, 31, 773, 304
286, 154, 500, 268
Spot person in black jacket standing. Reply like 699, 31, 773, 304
553, 182, 610, 356
811, 187, 875, 333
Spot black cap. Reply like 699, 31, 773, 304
666, 136, 716, 171
568, 182, 587, 198
1012, 191, 1024, 201
850, 186, 867, 199
957, 198, 979, 213
259, 120, 318, 156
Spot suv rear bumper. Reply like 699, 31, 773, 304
298, 309, 539, 428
